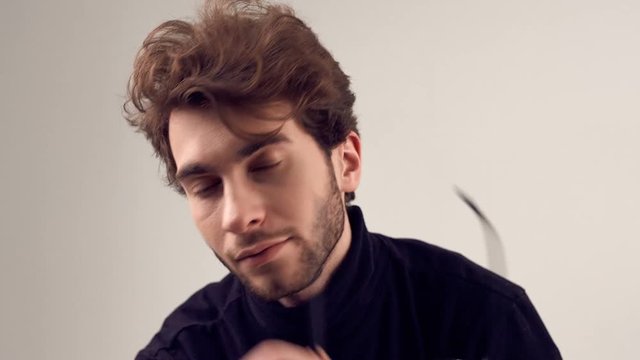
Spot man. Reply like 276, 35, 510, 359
126, 1, 561, 359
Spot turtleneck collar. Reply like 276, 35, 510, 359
239, 205, 388, 346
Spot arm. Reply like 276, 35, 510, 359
489, 292, 562, 359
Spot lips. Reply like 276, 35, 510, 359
235, 238, 289, 262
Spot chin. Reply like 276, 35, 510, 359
245, 279, 296, 301
245, 261, 326, 302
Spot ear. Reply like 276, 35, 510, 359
333, 131, 362, 194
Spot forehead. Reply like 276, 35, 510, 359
170, 103, 290, 139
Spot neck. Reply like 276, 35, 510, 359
278, 213, 352, 307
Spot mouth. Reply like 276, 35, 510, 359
236, 238, 290, 268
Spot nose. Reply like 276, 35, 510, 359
220, 179, 266, 234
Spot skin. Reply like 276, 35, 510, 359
240, 340, 331, 360
168, 102, 362, 308
169, 102, 361, 359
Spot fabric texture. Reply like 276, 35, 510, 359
136, 206, 561, 359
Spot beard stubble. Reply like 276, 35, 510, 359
218, 161, 346, 302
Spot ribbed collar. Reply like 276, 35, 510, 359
240, 205, 388, 347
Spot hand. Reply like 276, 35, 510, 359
241, 339, 331, 360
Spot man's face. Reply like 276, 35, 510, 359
168, 103, 347, 301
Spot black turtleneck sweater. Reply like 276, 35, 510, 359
136, 206, 561, 359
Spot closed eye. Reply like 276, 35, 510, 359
192, 179, 222, 198
250, 161, 282, 173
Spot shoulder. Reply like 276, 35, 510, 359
135, 274, 241, 360
373, 233, 561, 358
373, 232, 525, 303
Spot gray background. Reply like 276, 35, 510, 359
1, 0, 638, 359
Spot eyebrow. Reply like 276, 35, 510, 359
236, 133, 289, 158
175, 134, 290, 183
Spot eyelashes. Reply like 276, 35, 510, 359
193, 179, 222, 198
250, 160, 282, 173
191, 161, 283, 199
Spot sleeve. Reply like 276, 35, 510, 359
135, 348, 178, 360
489, 291, 562, 359
135, 326, 229, 360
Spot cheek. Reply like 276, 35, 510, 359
189, 199, 214, 223
269, 160, 328, 219
189, 201, 225, 253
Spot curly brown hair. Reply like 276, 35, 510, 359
124, 0, 358, 201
